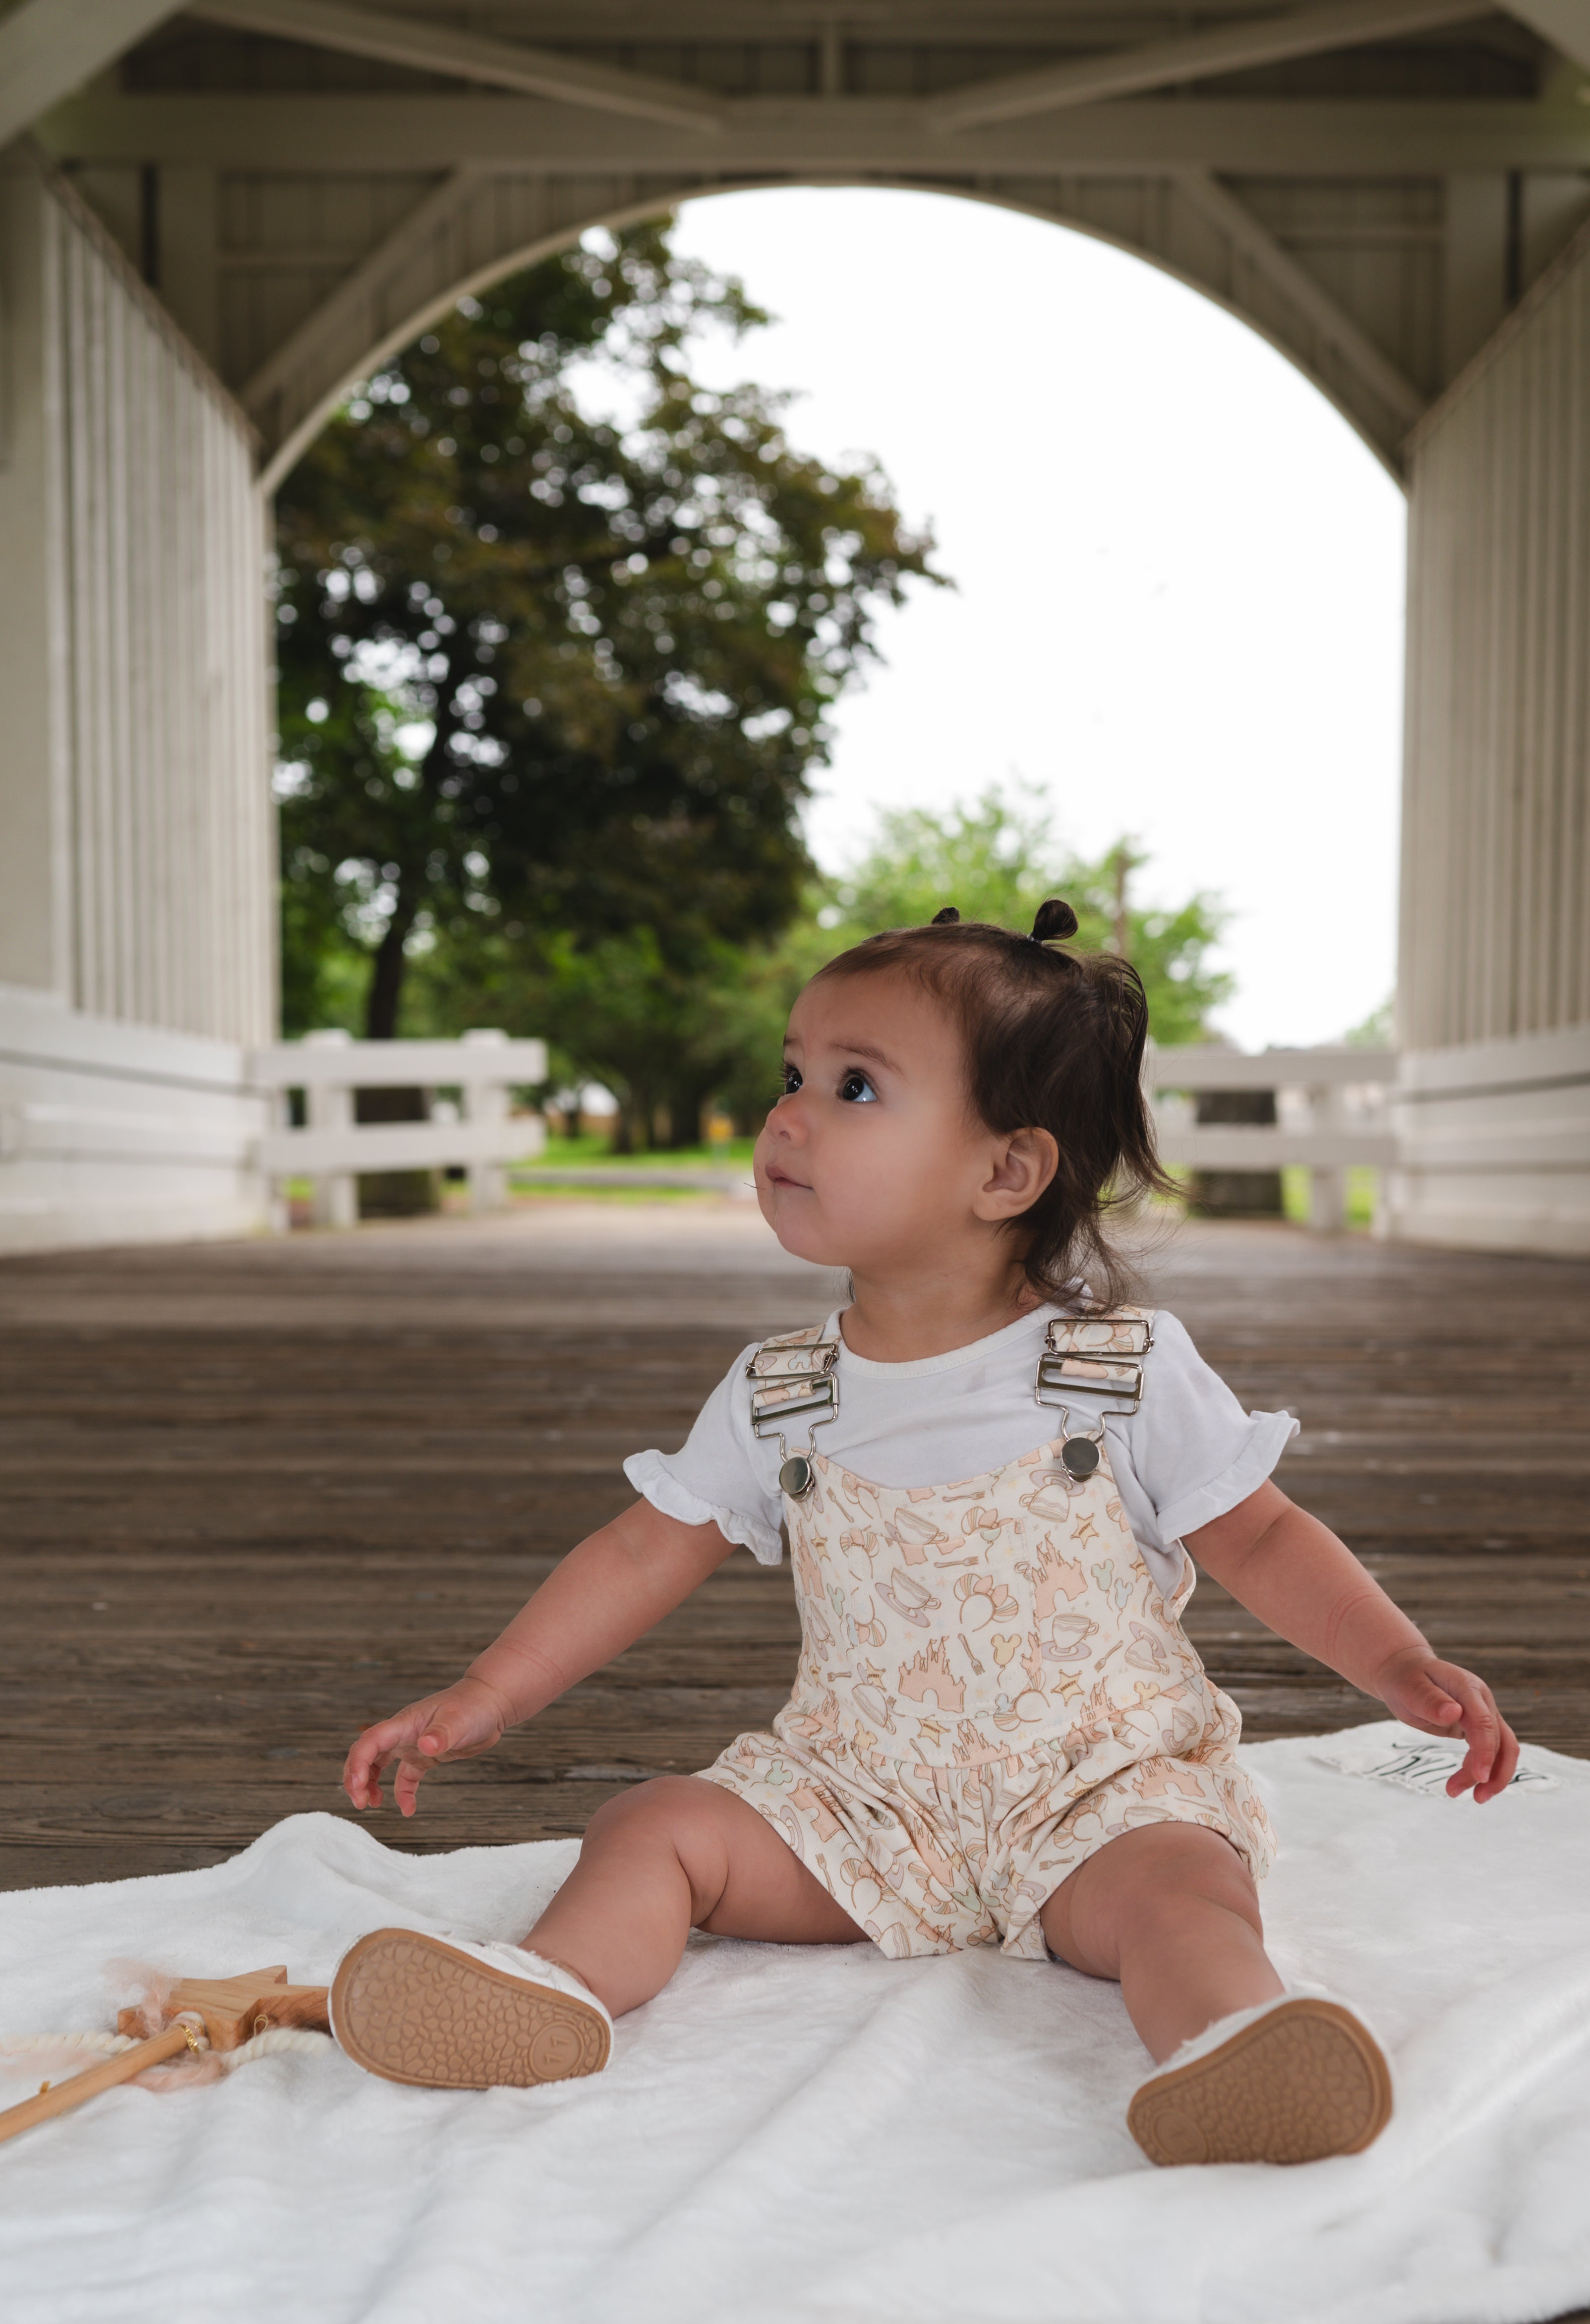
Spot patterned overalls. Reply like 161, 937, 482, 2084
700, 1310, 1276, 1960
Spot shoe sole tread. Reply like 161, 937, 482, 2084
1127, 1998, 1392, 2167
331, 1929, 611, 2090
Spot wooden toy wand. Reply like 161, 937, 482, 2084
0, 1966, 330, 2147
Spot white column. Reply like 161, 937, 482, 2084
304, 1029, 356, 1228
462, 1027, 509, 1213
0, 157, 72, 1000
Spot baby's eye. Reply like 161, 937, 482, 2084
838, 1070, 878, 1104
780, 1063, 803, 1095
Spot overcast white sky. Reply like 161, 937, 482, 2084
666, 188, 1406, 1052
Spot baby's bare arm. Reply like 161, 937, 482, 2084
1186, 1482, 1519, 1802
342, 1498, 736, 1815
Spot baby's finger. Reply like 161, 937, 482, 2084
1396, 1666, 1465, 1733
343, 1721, 408, 1809
392, 1752, 429, 1818
414, 1703, 480, 1761
1471, 1710, 1520, 1803
342, 1732, 383, 1808
1438, 1672, 1500, 1797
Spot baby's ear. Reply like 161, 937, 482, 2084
975, 1126, 1060, 1216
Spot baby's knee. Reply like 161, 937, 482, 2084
1124, 1825, 1263, 1936
583, 1775, 708, 1847
1052, 1822, 1261, 1966
581, 1776, 736, 1920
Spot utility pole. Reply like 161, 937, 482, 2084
1113, 842, 1131, 960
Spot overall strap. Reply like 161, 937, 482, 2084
1037, 1306, 1155, 1419
746, 1322, 841, 1441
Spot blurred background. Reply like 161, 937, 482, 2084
274, 186, 1401, 1192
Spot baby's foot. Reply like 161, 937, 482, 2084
329, 1929, 612, 2090
1127, 1993, 1391, 2167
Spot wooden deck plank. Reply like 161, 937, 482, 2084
2, 1207, 1587, 1891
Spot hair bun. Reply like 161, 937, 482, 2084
930, 906, 961, 925
1030, 898, 1079, 942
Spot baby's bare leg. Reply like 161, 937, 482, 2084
1040, 1823, 1283, 2063
526, 1776, 863, 2015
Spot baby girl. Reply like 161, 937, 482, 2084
335, 902, 1517, 2165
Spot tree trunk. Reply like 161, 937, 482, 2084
358, 880, 435, 1211
360, 681, 459, 1043
364, 893, 417, 1041
662, 1076, 713, 1149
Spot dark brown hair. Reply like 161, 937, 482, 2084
812, 900, 1173, 1310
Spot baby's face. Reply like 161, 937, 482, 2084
754, 969, 1018, 1279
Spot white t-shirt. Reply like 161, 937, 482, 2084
624, 1304, 1297, 1601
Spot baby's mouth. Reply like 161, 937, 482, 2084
766, 1164, 813, 1192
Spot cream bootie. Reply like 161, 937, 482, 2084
330, 1928, 612, 2090
1127, 1989, 1392, 2167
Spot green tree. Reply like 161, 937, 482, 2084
1345, 994, 1394, 1047
815, 789, 1232, 1046
404, 787, 1232, 1147
275, 221, 939, 1041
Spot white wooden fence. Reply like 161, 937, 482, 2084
247, 1034, 1395, 1235
252, 1030, 547, 1227
1149, 1045, 1396, 1230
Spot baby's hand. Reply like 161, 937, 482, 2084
1371, 1647, 1520, 1802
342, 1676, 512, 1817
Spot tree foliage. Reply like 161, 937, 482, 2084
409, 788, 1233, 1148
814, 789, 1233, 1049
275, 220, 939, 1039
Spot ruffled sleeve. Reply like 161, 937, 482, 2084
622, 1340, 787, 1565
1108, 1310, 1299, 1560
622, 1449, 783, 1566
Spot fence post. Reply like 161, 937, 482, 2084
304, 1029, 357, 1228
1306, 1082, 1348, 1231
268, 1084, 293, 1236
462, 1028, 509, 1213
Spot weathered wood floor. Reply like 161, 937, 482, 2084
3, 1204, 1589, 1892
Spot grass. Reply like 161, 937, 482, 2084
287, 1151, 1382, 1225
518, 1134, 758, 1171
1281, 1165, 1381, 1230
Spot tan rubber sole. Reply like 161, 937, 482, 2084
331, 1929, 611, 2091
1127, 1998, 1393, 2167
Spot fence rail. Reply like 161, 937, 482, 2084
251, 1029, 547, 1227
248, 1035, 1397, 1233
1148, 1045, 1395, 1230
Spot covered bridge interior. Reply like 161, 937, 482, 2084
2, 28, 1590, 2302
1, 0, 1589, 1254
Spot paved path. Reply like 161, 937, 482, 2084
3, 1205, 1587, 1890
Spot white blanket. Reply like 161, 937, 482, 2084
2, 1723, 1588, 2324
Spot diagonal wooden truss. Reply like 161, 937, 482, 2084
8, 0, 1590, 478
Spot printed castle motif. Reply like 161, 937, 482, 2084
897, 1637, 964, 1711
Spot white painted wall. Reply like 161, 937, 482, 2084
1393, 216, 1590, 1255
0, 143, 274, 1251
0, 982, 268, 1252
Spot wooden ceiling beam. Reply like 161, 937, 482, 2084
1176, 168, 1426, 426
1504, 1, 1590, 69
928, 0, 1489, 132
0, 0, 181, 151
36, 91, 1590, 174
186, 0, 726, 132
